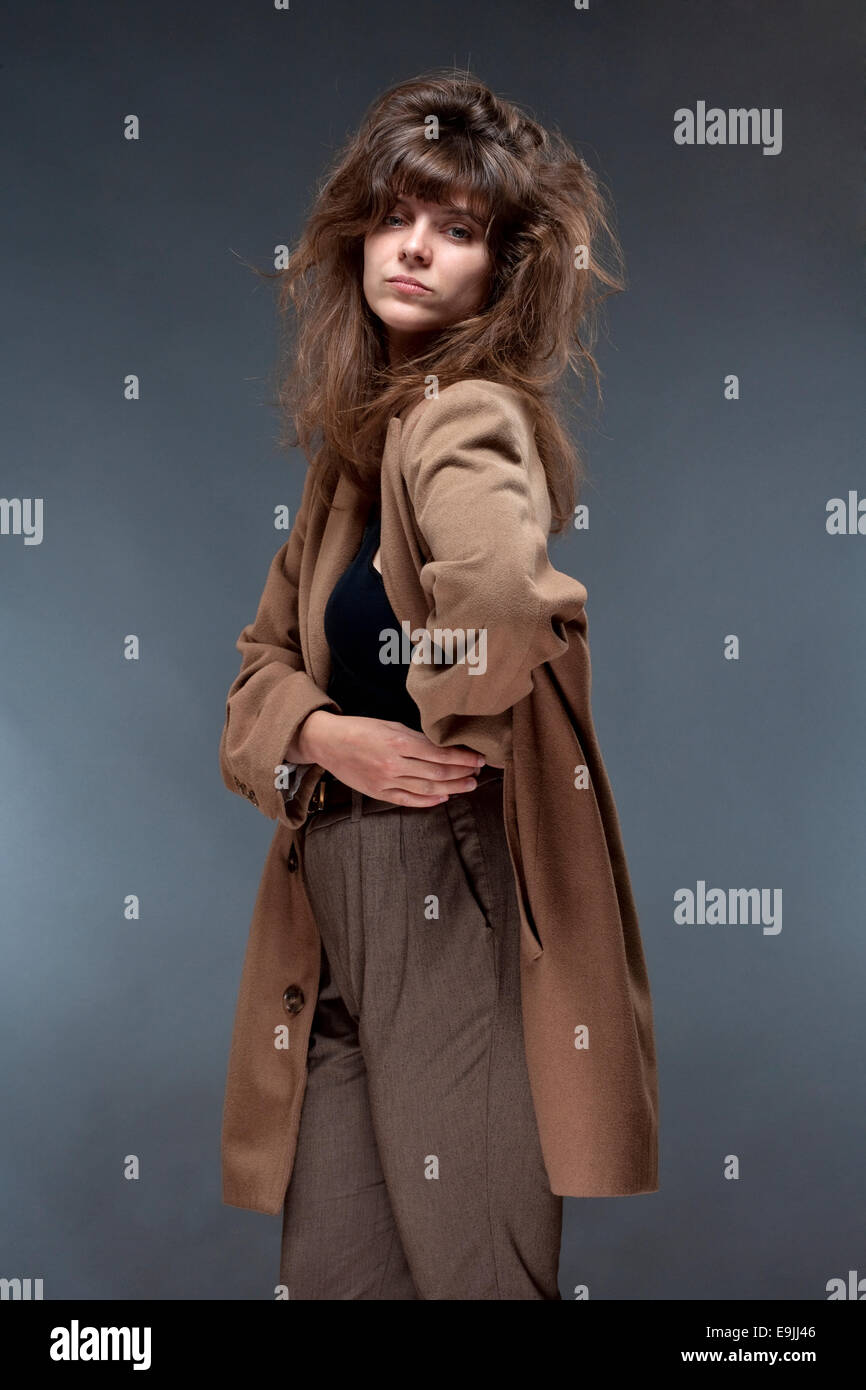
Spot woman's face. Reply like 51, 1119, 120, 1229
363, 190, 493, 363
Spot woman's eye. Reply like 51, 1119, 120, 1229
382, 213, 471, 240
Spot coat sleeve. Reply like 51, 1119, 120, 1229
399, 380, 588, 761
218, 468, 341, 830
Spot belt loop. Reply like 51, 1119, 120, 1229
350, 787, 364, 821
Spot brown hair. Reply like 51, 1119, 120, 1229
257, 67, 626, 535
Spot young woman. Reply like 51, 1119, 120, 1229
218, 68, 659, 1301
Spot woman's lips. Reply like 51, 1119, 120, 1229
387, 278, 432, 296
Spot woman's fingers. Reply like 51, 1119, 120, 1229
402, 773, 479, 796
398, 755, 483, 783
357, 723, 487, 805
375, 773, 479, 805
381, 790, 452, 807
391, 733, 480, 778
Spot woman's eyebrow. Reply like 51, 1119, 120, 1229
441, 204, 487, 228
392, 197, 486, 228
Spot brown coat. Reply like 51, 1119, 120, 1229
218, 378, 659, 1214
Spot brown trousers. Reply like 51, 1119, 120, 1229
279, 767, 563, 1300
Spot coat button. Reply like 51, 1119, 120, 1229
282, 985, 305, 1014
287, 843, 298, 872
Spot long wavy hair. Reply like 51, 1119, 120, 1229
257, 67, 626, 535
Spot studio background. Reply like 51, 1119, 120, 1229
2, 0, 862, 1299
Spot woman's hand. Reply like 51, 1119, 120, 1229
297, 710, 485, 807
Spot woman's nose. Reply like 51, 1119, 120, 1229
400, 228, 431, 260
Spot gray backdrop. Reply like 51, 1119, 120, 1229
2, 0, 862, 1299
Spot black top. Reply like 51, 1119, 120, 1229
324, 500, 424, 732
